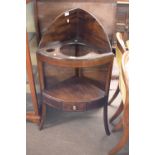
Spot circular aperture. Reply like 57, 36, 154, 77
46, 48, 55, 52
60, 43, 101, 57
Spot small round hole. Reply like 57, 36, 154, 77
46, 49, 55, 52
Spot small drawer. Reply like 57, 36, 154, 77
63, 102, 86, 112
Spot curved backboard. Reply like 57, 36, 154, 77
34, 0, 116, 43
39, 8, 111, 54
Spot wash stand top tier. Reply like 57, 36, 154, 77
37, 8, 113, 67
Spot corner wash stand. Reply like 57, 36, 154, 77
37, 8, 114, 135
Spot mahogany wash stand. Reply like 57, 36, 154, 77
37, 8, 114, 135
27, 0, 117, 135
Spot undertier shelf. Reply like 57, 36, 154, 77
42, 77, 106, 111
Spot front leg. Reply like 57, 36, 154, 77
104, 99, 110, 135
39, 103, 46, 130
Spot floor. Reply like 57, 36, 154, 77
26, 34, 129, 155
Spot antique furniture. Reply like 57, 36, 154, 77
26, 0, 116, 130
108, 1, 129, 105
109, 32, 126, 106
37, 8, 114, 135
109, 34, 128, 135
109, 51, 129, 155
109, 33, 127, 124
26, 0, 40, 123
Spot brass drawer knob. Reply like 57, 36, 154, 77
73, 105, 77, 110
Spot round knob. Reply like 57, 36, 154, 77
73, 105, 77, 110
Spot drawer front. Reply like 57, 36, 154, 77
63, 102, 86, 112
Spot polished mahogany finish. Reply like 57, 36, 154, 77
37, 8, 114, 135
39, 8, 111, 51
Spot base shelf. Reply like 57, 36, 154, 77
42, 77, 106, 111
